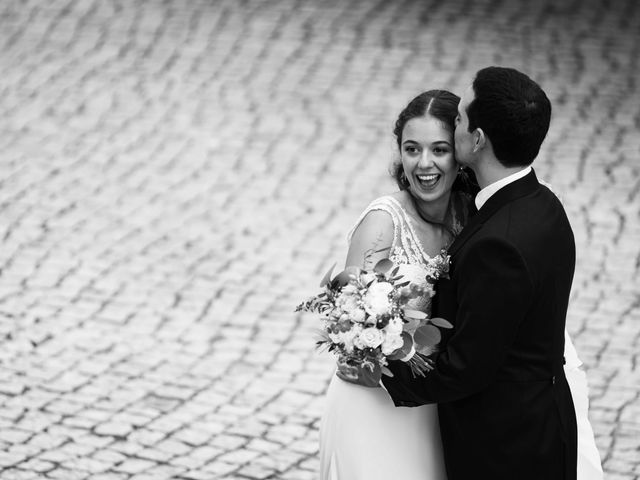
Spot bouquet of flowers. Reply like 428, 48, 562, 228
296, 253, 452, 386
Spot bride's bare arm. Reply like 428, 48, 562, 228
345, 210, 395, 270
336, 209, 395, 387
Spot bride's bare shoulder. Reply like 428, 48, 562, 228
347, 203, 395, 269
352, 206, 394, 239
387, 190, 411, 208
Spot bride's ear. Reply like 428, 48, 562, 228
472, 128, 486, 153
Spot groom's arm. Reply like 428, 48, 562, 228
382, 237, 534, 406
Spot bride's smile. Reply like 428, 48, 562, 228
415, 173, 441, 188
401, 115, 458, 221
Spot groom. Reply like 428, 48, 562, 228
357, 67, 577, 479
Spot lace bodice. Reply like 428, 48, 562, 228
348, 195, 445, 313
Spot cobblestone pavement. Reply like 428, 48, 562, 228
0, 0, 638, 478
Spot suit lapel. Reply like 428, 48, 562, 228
448, 169, 541, 257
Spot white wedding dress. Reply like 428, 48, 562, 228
319, 196, 447, 480
318, 195, 603, 480
564, 331, 604, 480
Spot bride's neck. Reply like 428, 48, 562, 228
411, 192, 451, 226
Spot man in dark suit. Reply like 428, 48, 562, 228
379, 67, 578, 479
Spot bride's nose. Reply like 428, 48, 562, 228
418, 151, 435, 167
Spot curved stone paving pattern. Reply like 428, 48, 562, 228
0, 1, 638, 479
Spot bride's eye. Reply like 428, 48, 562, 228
404, 146, 420, 155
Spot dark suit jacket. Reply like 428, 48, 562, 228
382, 170, 578, 480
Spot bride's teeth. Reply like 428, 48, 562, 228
415, 173, 440, 188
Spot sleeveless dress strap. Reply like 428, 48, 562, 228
347, 196, 431, 266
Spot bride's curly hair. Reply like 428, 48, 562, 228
391, 90, 477, 195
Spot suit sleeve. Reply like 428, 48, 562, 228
382, 236, 534, 406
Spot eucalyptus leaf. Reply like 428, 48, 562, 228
403, 318, 421, 334
403, 309, 428, 320
414, 325, 441, 347
430, 317, 453, 329
332, 269, 354, 288
381, 366, 394, 378
416, 344, 437, 356
320, 263, 336, 287
374, 258, 394, 275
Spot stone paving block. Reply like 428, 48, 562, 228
94, 422, 135, 438
89, 449, 128, 468
278, 467, 318, 480
40, 467, 89, 480
199, 460, 238, 477
0, 429, 33, 445
170, 427, 211, 447
179, 470, 217, 480
87, 475, 129, 480
0, 451, 27, 469
0, 469, 44, 480
235, 463, 280, 480
112, 458, 158, 475
61, 457, 111, 475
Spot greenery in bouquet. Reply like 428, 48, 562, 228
296, 255, 452, 385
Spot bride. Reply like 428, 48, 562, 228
318, 90, 603, 480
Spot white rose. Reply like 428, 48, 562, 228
381, 332, 404, 355
351, 309, 366, 323
337, 294, 360, 315
346, 324, 363, 351
363, 282, 393, 316
385, 316, 403, 336
342, 334, 355, 353
341, 284, 359, 295
358, 327, 384, 349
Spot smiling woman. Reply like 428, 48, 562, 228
319, 90, 476, 480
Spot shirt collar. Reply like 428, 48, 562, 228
475, 166, 532, 211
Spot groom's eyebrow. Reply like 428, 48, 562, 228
433, 141, 452, 146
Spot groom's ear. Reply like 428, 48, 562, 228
472, 128, 487, 153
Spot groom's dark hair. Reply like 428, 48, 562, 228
468, 67, 551, 167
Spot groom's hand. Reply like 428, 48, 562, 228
335, 357, 381, 388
